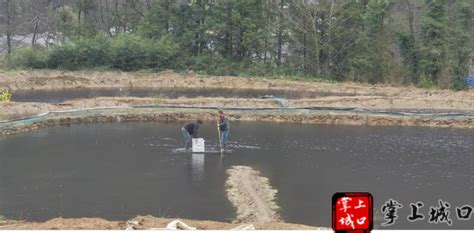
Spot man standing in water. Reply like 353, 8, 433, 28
182, 119, 203, 150
218, 110, 230, 150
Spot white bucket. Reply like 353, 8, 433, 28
192, 138, 205, 152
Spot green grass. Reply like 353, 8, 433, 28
260, 73, 339, 84
416, 75, 436, 89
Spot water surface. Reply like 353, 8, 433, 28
0, 122, 472, 229
11, 87, 363, 103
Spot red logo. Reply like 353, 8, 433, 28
332, 192, 373, 233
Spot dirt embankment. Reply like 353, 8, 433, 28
1, 95, 474, 126
0, 215, 322, 230
1, 70, 473, 132
0, 70, 384, 94
226, 166, 281, 224
1, 70, 474, 111
1, 106, 474, 137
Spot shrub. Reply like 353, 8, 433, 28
416, 75, 435, 89
193, 52, 229, 75
0, 90, 12, 103
7, 47, 48, 69
451, 75, 468, 91
48, 33, 112, 69
111, 34, 180, 71
47, 41, 79, 69
73, 33, 112, 67
111, 34, 151, 71
150, 35, 180, 69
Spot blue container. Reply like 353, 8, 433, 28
467, 76, 474, 88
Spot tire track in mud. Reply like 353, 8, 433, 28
225, 166, 282, 224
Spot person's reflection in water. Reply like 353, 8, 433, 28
190, 154, 205, 182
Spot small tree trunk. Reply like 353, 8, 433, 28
469, 56, 474, 77
277, 0, 284, 66
404, 0, 415, 34
164, 0, 170, 32
32, 19, 39, 46
123, 0, 129, 33
327, 0, 335, 76
78, 6, 82, 36
224, 2, 233, 58
303, 33, 307, 73
6, 0, 12, 54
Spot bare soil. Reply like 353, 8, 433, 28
226, 166, 281, 224
0, 216, 325, 230
1, 70, 474, 111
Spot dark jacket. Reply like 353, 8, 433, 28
184, 121, 200, 137
219, 116, 229, 131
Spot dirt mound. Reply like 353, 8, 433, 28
225, 166, 282, 224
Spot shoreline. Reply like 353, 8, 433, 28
1, 106, 473, 138
0, 216, 325, 230
1, 70, 473, 106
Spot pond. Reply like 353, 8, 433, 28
11, 87, 364, 103
0, 122, 472, 229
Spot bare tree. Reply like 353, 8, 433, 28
276, 0, 286, 66
2, 0, 15, 54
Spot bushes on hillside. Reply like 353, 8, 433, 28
47, 42, 79, 69
7, 47, 48, 69
111, 34, 150, 71
110, 34, 180, 71
48, 33, 112, 69
3, 34, 332, 83
9, 33, 180, 71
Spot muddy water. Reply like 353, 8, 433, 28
11, 87, 362, 103
0, 122, 472, 229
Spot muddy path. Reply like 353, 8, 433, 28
226, 166, 281, 224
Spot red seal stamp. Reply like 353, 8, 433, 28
332, 192, 373, 233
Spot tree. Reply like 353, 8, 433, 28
1, 0, 472, 89
365, 0, 393, 84
419, 0, 450, 88
276, 0, 288, 66
447, 0, 473, 89
1, 0, 16, 54
76, 0, 97, 36
138, 0, 174, 39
